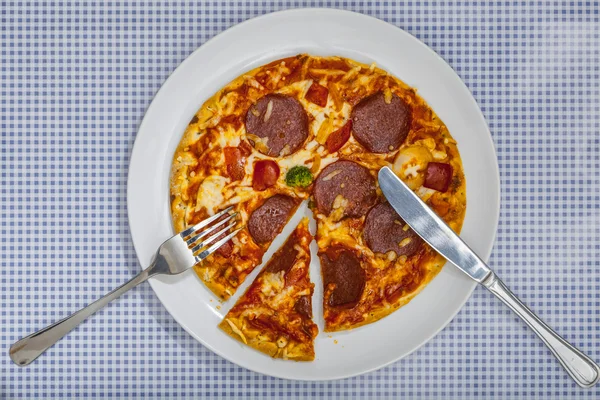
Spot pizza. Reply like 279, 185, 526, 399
170, 54, 466, 349
219, 218, 318, 361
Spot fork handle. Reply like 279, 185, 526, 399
483, 272, 600, 388
9, 267, 153, 366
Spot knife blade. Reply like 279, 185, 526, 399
378, 166, 491, 283
378, 165, 600, 388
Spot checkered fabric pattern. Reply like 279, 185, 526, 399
1, 1, 599, 398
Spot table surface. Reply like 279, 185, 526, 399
2, 1, 599, 399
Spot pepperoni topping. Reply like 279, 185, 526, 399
326, 120, 352, 153
320, 246, 365, 308
305, 81, 329, 107
215, 240, 233, 258
248, 314, 310, 343
210, 211, 237, 258
351, 91, 411, 153
247, 195, 298, 245
223, 147, 246, 181
294, 296, 312, 318
245, 94, 309, 157
363, 202, 423, 257
252, 160, 280, 191
313, 160, 377, 218
284, 265, 305, 288
266, 234, 298, 274
423, 162, 453, 192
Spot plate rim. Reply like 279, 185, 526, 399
126, 7, 500, 381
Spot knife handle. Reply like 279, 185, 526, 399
483, 272, 600, 388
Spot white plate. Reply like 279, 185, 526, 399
127, 9, 500, 381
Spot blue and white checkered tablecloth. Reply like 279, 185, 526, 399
2, 1, 599, 398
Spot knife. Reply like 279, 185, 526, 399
378, 166, 600, 388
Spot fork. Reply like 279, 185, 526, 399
9, 207, 241, 367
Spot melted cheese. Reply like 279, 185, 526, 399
270, 286, 295, 308
277, 148, 316, 170
392, 145, 433, 190
260, 271, 285, 297
225, 319, 247, 344
224, 186, 256, 205
431, 149, 448, 160
219, 125, 242, 148
194, 175, 228, 214
416, 186, 436, 202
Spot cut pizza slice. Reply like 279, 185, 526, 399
219, 217, 318, 361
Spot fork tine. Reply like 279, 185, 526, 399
195, 228, 243, 264
179, 206, 234, 238
190, 222, 237, 255
185, 212, 238, 246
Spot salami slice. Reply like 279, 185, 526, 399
247, 194, 298, 245
363, 202, 422, 257
351, 91, 411, 153
320, 246, 365, 308
312, 160, 377, 218
266, 233, 298, 274
294, 296, 312, 318
245, 94, 309, 157
212, 211, 235, 258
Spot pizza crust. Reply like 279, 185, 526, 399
219, 317, 315, 361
